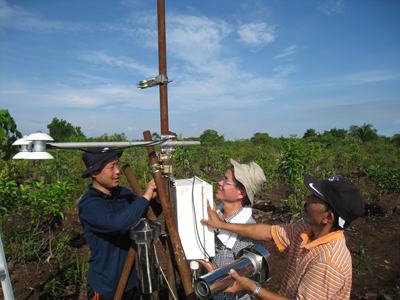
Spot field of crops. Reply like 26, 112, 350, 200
1, 117, 400, 299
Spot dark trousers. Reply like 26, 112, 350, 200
86, 284, 139, 300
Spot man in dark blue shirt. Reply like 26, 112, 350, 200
79, 147, 158, 300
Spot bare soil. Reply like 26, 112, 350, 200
2, 178, 400, 300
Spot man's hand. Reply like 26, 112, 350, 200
196, 259, 215, 273
143, 179, 158, 201
224, 269, 256, 294
200, 201, 224, 229
225, 270, 289, 300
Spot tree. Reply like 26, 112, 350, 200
329, 128, 348, 139
250, 132, 271, 145
151, 132, 161, 140
349, 123, 378, 143
199, 129, 225, 146
391, 133, 400, 147
302, 128, 318, 139
47, 118, 85, 142
0, 109, 22, 160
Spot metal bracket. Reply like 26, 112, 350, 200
157, 153, 174, 162
161, 135, 177, 154
137, 74, 173, 89
157, 152, 174, 175
161, 165, 173, 175
150, 164, 162, 174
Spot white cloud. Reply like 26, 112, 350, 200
237, 22, 277, 48
274, 45, 297, 59
68, 70, 114, 84
273, 65, 299, 77
0, 81, 159, 110
318, 0, 345, 16
342, 71, 397, 85
0, 0, 93, 33
79, 51, 158, 77
166, 14, 232, 64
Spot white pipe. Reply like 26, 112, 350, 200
0, 235, 14, 300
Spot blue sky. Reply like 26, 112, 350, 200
1, 0, 399, 140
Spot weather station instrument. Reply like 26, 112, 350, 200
10, 1, 275, 299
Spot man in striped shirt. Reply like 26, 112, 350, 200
201, 174, 364, 299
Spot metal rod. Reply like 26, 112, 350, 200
157, 231, 178, 300
48, 141, 200, 149
143, 130, 195, 300
157, 0, 173, 136
113, 244, 136, 300
160, 177, 177, 300
194, 246, 274, 300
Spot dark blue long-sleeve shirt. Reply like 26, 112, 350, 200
79, 184, 149, 296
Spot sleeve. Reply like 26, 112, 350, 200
272, 221, 309, 252
79, 195, 149, 235
296, 261, 347, 300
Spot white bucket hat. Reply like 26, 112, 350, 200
230, 159, 266, 205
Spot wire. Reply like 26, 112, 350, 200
181, 147, 212, 262
153, 239, 178, 300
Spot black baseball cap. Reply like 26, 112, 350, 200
82, 147, 123, 178
304, 174, 364, 225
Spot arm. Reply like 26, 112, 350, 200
80, 195, 148, 234
200, 201, 273, 242
224, 269, 290, 300
79, 181, 158, 234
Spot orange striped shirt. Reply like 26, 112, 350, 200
271, 221, 352, 300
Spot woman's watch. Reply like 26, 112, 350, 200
252, 282, 262, 298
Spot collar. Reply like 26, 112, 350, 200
87, 184, 122, 200
300, 229, 345, 250
217, 204, 248, 222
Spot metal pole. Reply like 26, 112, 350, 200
0, 235, 14, 300
113, 246, 136, 300
157, 0, 174, 136
47, 141, 200, 149
143, 131, 195, 300
163, 234, 178, 300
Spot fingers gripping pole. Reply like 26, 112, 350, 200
123, 164, 158, 221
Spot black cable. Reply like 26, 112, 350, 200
181, 147, 211, 262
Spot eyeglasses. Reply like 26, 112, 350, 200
222, 176, 235, 186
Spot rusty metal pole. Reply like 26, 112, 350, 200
144, 130, 195, 300
114, 246, 136, 300
163, 234, 178, 300
157, 0, 174, 136
114, 165, 159, 300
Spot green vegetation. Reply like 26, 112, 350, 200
0, 109, 22, 160
47, 117, 85, 142
353, 247, 377, 276
1, 114, 399, 296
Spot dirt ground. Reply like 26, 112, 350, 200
2, 178, 400, 300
